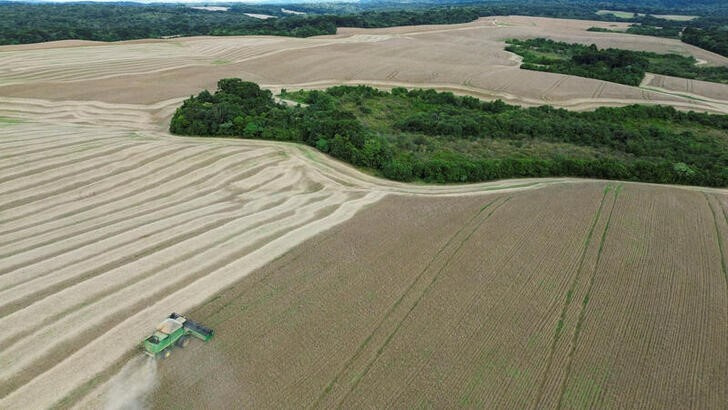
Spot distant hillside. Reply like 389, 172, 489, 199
1, 0, 727, 46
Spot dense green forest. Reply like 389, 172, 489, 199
170, 79, 728, 187
630, 17, 728, 58
0, 1, 608, 45
0, 4, 335, 43
589, 15, 689, 39
3, 0, 728, 48
506, 38, 728, 85
587, 24, 681, 39
683, 26, 728, 58
625, 16, 685, 38
586, 13, 728, 57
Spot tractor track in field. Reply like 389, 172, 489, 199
336, 197, 512, 406
554, 184, 622, 409
310, 196, 503, 407
705, 194, 728, 306
314, 197, 512, 407
532, 183, 614, 408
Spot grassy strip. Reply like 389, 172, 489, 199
0, 116, 22, 125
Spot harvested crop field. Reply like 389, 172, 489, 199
1, 15, 728, 409
0, 118, 574, 409
136, 183, 726, 408
1, 16, 728, 113
641, 73, 728, 104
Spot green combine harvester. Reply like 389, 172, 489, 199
142, 313, 213, 358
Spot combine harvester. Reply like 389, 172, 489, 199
142, 313, 213, 359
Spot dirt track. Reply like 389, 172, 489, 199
0, 16, 727, 409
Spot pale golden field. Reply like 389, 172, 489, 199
1, 16, 728, 112
0, 16, 726, 409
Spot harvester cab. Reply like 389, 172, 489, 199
142, 313, 213, 358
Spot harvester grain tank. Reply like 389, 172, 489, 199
142, 313, 213, 358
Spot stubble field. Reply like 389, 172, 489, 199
141, 183, 727, 409
0, 117, 574, 409
0, 15, 727, 409
1, 16, 728, 113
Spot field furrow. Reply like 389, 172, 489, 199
553, 184, 622, 408
0, 155, 288, 261
0, 144, 224, 225
315, 196, 509, 407
0, 188, 326, 313
557, 186, 728, 408
0, 192, 351, 393
0, 144, 279, 234
532, 183, 614, 407
355, 186, 603, 408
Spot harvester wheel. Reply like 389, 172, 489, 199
162, 349, 171, 359
176, 336, 190, 348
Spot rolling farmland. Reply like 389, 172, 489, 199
0, 121, 380, 408
1, 16, 728, 113
144, 183, 728, 409
0, 15, 727, 409
0, 116, 574, 410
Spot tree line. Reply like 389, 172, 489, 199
3, 0, 727, 50
170, 80, 728, 187
585, 12, 728, 58
0, 3, 338, 44
0, 2, 601, 45
683, 26, 728, 58
506, 38, 728, 86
